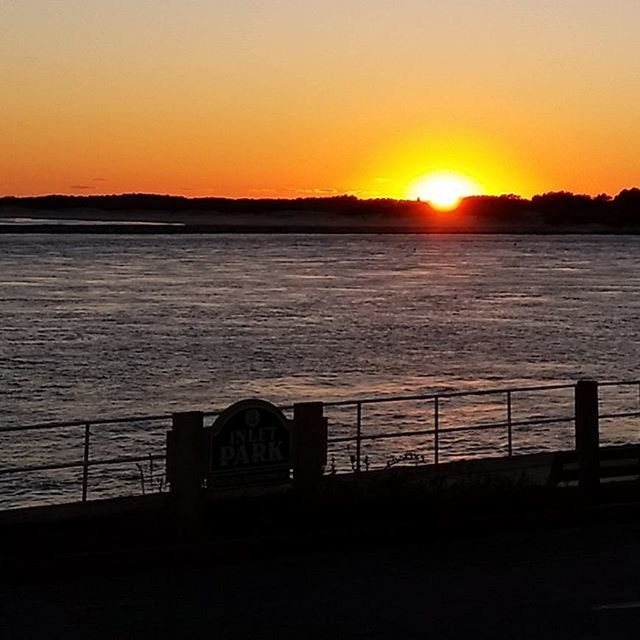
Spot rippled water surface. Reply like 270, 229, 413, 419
1, 234, 639, 506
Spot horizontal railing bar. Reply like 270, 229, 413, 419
359, 428, 437, 441
599, 380, 640, 387
65, 415, 171, 427
0, 454, 165, 476
323, 383, 576, 408
0, 460, 85, 475
1, 382, 577, 433
328, 414, 575, 444
87, 454, 166, 468
359, 420, 532, 442
325, 394, 436, 408
1, 409, 227, 434
435, 414, 575, 435
433, 415, 574, 436
0, 414, 173, 433
600, 411, 640, 420
329, 435, 362, 444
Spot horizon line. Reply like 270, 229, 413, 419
1, 188, 639, 202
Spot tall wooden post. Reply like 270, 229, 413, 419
575, 380, 600, 499
292, 402, 327, 491
167, 411, 204, 533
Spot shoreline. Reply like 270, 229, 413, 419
3, 203, 640, 235
3, 223, 640, 235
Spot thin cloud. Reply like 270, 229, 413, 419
247, 187, 340, 196
70, 185, 95, 190
305, 188, 340, 195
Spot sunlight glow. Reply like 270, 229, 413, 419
408, 172, 483, 210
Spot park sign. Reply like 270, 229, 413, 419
208, 399, 291, 489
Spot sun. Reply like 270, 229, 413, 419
409, 172, 483, 210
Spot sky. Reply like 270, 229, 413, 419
1, 0, 639, 199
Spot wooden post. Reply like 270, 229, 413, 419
575, 380, 600, 499
292, 402, 327, 491
167, 411, 204, 533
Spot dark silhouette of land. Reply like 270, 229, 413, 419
1, 189, 640, 233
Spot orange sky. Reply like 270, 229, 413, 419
1, 1, 639, 199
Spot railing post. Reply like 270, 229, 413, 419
575, 379, 600, 499
507, 391, 513, 457
355, 402, 362, 473
81, 422, 90, 502
434, 396, 440, 465
167, 411, 204, 533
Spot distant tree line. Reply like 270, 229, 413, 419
457, 189, 640, 225
2, 189, 640, 226
0, 193, 406, 216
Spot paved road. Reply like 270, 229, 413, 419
2, 517, 640, 639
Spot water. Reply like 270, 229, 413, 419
1, 233, 639, 506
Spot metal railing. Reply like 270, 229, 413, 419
2, 379, 639, 508
324, 380, 640, 473
0, 414, 169, 505
0, 415, 165, 502
323, 382, 579, 473
0, 410, 238, 508
0, 408, 219, 507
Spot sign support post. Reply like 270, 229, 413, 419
168, 411, 204, 534
292, 402, 327, 492
575, 380, 600, 500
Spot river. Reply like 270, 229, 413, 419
1, 234, 639, 506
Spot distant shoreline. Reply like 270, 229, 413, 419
2, 223, 640, 235
2, 190, 640, 234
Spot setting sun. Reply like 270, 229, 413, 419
409, 172, 483, 210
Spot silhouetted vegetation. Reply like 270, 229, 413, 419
0, 193, 399, 215
2, 189, 640, 231
457, 189, 640, 227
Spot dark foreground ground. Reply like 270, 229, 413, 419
2, 508, 640, 639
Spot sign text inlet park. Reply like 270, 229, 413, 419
208, 399, 291, 489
